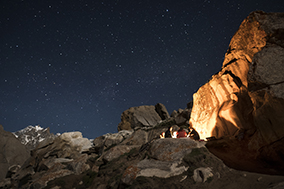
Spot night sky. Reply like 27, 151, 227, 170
1, 0, 283, 139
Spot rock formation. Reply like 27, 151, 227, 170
174, 108, 191, 126
2, 112, 284, 188
92, 130, 133, 154
0, 125, 30, 181
0, 131, 92, 188
190, 11, 284, 173
155, 103, 170, 120
117, 104, 166, 131
60, 131, 92, 152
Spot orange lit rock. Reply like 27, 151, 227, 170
190, 11, 284, 140
190, 11, 284, 173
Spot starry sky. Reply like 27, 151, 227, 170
1, 0, 283, 139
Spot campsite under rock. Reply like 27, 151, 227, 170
1, 11, 284, 189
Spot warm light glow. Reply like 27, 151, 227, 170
190, 72, 247, 140
172, 131, 177, 138
160, 132, 165, 138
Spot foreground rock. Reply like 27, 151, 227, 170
0, 131, 92, 188
124, 138, 206, 183
190, 11, 284, 174
0, 125, 30, 181
2, 122, 284, 189
92, 130, 133, 154
122, 139, 284, 189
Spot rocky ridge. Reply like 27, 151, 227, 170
1, 117, 284, 189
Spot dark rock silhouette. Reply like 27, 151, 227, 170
117, 105, 164, 131
0, 125, 30, 181
155, 103, 170, 120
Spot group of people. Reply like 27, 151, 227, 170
160, 124, 200, 141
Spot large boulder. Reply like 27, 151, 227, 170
102, 145, 139, 163
189, 11, 284, 173
121, 138, 206, 185
92, 130, 134, 154
118, 105, 162, 131
120, 129, 148, 146
136, 159, 188, 178
149, 138, 206, 161
0, 125, 30, 181
60, 131, 92, 152
174, 108, 191, 126
155, 103, 170, 120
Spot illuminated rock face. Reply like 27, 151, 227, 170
190, 11, 284, 151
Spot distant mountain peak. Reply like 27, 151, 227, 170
13, 125, 55, 150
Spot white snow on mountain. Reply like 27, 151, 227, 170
13, 125, 94, 151
13, 125, 56, 150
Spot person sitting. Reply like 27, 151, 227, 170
177, 128, 187, 138
189, 127, 200, 141
165, 126, 173, 138
172, 131, 178, 138
160, 132, 165, 138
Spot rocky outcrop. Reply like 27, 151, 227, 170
169, 105, 192, 126
0, 125, 30, 181
102, 145, 139, 163
155, 103, 170, 120
189, 11, 284, 173
148, 138, 205, 161
2, 117, 284, 188
1, 131, 92, 188
174, 108, 191, 126
120, 129, 149, 145
117, 105, 165, 131
92, 130, 133, 155
122, 138, 206, 183
60, 131, 92, 152
120, 138, 284, 188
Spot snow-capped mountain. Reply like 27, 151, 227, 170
13, 125, 56, 151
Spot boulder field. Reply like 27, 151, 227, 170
2, 122, 284, 189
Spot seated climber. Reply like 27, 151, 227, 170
189, 127, 200, 141
160, 132, 165, 138
177, 128, 187, 138
165, 126, 173, 138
